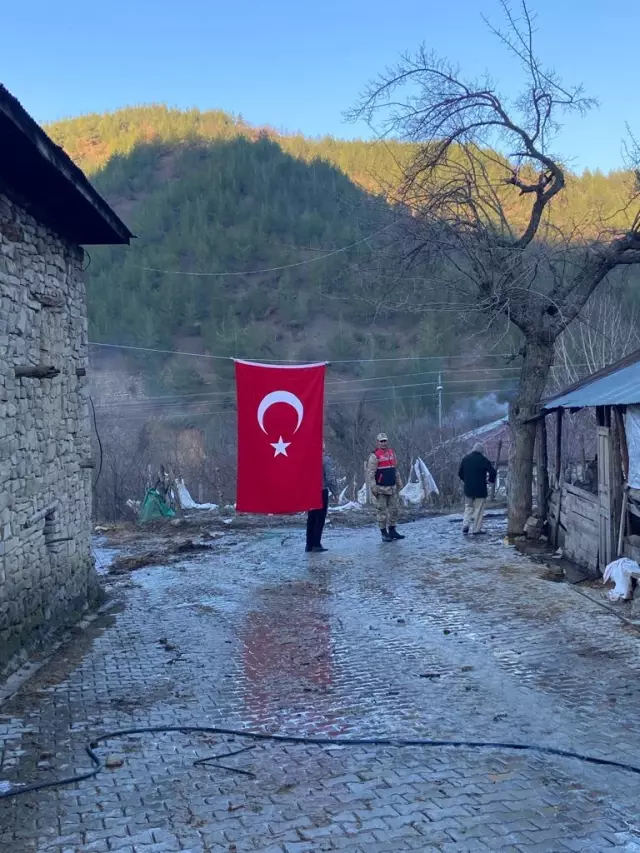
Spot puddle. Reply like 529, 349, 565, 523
92, 536, 120, 575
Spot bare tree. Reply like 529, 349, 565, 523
554, 288, 640, 388
349, 1, 640, 534
326, 399, 376, 488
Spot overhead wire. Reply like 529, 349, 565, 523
93, 376, 520, 410
90, 365, 594, 414
89, 341, 522, 363
89, 377, 516, 412
138, 223, 395, 277
97, 388, 517, 421
90, 368, 525, 407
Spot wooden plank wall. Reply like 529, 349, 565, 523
597, 426, 614, 566
556, 483, 600, 571
623, 534, 640, 564
548, 488, 564, 547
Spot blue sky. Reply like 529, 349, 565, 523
2, 0, 637, 173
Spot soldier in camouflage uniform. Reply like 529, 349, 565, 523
366, 432, 405, 542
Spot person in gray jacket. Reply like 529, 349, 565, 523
306, 443, 338, 552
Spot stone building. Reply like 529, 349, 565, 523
0, 85, 132, 678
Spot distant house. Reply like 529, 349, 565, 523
450, 416, 510, 461
542, 349, 640, 574
0, 85, 132, 678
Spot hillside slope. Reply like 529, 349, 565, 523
45, 106, 640, 412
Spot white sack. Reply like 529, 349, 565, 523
602, 557, 640, 602
176, 479, 218, 511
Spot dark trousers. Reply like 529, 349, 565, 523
306, 489, 329, 549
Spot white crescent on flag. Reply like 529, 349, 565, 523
257, 390, 304, 434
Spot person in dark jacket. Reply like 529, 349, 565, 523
458, 442, 497, 535
306, 444, 338, 553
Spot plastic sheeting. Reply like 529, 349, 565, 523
138, 489, 175, 523
417, 457, 439, 496
354, 457, 439, 507
399, 458, 439, 505
328, 501, 363, 514
398, 481, 423, 505
175, 479, 218, 511
625, 406, 640, 489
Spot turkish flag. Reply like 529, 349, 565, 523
235, 360, 326, 514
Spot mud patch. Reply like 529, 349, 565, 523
109, 539, 215, 574
540, 568, 565, 583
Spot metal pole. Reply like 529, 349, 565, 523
437, 373, 443, 429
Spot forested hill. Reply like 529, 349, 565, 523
45, 106, 639, 405
49, 105, 635, 227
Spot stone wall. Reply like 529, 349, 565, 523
0, 192, 99, 679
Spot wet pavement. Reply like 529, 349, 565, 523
2, 514, 640, 852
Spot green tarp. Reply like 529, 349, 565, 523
138, 488, 176, 523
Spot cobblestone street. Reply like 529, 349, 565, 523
2, 513, 640, 852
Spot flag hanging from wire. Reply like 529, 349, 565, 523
235, 360, 327, 514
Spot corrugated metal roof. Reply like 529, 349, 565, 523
543, 349, 640, 410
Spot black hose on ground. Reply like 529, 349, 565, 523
1, 724, 639, 801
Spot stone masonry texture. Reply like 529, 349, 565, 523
1, 515, 640, 851
0, 191, 97, 679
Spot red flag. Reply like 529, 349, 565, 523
235, 360, 326, 514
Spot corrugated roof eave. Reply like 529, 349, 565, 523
543, 359, 640, 411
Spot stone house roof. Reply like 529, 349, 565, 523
0, 84, 132, 245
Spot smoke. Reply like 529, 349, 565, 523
449, 393, 508, 425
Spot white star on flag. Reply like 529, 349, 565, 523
270, 436, 291, 457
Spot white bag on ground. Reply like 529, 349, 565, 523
328, 501, 362, 513
602, 558, 640, 601
176, 479, 218, 511
399, 481, 424, 506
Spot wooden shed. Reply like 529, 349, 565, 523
541, 349, 640, 575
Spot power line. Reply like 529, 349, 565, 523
90, 366, 525, 407
97, 387, 514, 421
94, 376, 520, 413
89, 341, 521, 364
92, 366, 595, 412
138, 224, 393, 277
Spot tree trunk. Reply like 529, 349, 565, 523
508, 339, 555, 536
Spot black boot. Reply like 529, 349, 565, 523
388, 526, 405, 540
380, 528, 392, 542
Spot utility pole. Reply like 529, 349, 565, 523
437, 373, 443, 429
